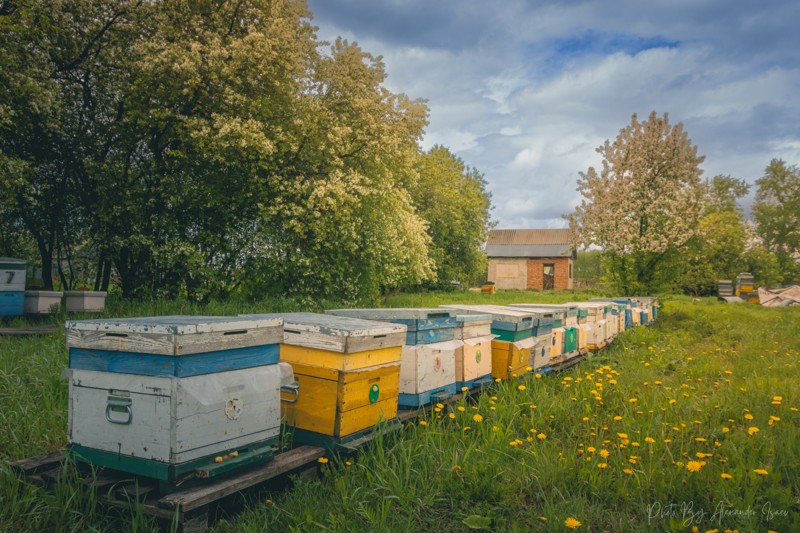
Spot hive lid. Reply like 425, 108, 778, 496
66, 315, 282, 335
325, 308, 456, 320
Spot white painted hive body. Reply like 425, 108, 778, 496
65, 315, 284, 478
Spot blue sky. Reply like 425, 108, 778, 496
307, 0, 800, 228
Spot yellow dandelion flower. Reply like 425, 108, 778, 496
617, 433, 628, 439
613, 415, 623, 421
457, 406, 466, 412
773, 396, 782, 402
597, 462, 608, 469
753, 469, 769, 475
722, 427, 730, 433
473, 414, 484, 423
623, 468, 633, 475
664, 439, 672, 443
645, 437, 655, 443
587, 446, 596, 453
695, 437, 706, 443
770, 416, 780, 421
721, 473, 732, 480
436, 403, 444, 409
744, 413, 754, 420
537, 433, 547, 440
535, 373, 542, 378
565, 517, 581, 529
629, 398, 637, 403
448, 413, 456, 420
462, 426, 471, 432
460, 386, 469, 393
317, 457, 329, 464
518, 385, 526, 391
599, 449, 610, 459
419, 420, 428, 426
492, 425, 499, 432
451, 464, 462, 471
747, 427, 759, 436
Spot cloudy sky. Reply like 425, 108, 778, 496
306, 1, 800, 228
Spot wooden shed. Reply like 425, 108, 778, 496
485, 229, 575, 291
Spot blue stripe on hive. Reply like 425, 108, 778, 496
69, 344, 280, 377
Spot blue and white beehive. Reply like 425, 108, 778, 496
0, 258, 26, 317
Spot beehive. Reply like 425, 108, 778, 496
530, 333, 551, 370
0, 258, 25, 317
244, 313, 405, 447
66, 316, 285, 488
453, 314, 493, 389
491, 338, 535, 379
326, 308, 456, 345
550, 327, 565, 360
325, 309, 460, 408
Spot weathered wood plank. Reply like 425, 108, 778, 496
157, 446, 325, 512
0, 326, 56, 336
9, 450, 65, 475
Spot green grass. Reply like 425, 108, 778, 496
1, 293, 799, 532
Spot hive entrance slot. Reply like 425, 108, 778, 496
224, 330, 247, 336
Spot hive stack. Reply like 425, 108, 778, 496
325, 309, 460, 408
0, 258, 26, 317
736, 273, 759, 303
440, 304, 541, 378
65, 316, 286, 491
718, 280, 734, 297
565, 302, 608, 351
244, 313, 406, 450
453, 314, 494, 390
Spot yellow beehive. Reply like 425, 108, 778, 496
550, 327, 565, 361
491, 338, 534, 379
246, 313, 406, 441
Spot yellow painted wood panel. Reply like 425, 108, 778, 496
283, 362, 401, 438
337, 397, 398, 436
491, 340, 531, 380
280, 344, 401, 371
550, 329, 564, 359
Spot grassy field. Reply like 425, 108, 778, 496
1, 292, 799, 532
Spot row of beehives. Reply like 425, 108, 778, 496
63, 297, 657, 490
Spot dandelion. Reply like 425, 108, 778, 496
587, 446, 596, 453
461, 386, 469, 392
613, 416, 623, 421
747, 427, 759, 436
645, 437, 655, 443
317, 457, 329, 464
448, 413, 456, 420
436, 403, 444, 409
419, 420, 428, 426
629, 398, 638, 403
695, 437, 707, 443
599, 449, 610, 459
753, 469, 769, 476
537, 433, 547, 440
598, 463, 608, 469
462, 426, 471, 432
722, 427, 730, 433
686, 461, 706, 472
617, 433, 628, 439
721, 473, 732, 480
457, 406, 466, 412
473, 414, 484, 423
345, 460, 352, 467
623, 468, 633, 475
565, 517, 581, 529
744, 413, 754, 420
451, 464, 462, 471
518, 385, 527, 391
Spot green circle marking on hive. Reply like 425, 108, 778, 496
369, 384, 380, 404
475, 350, 481, 363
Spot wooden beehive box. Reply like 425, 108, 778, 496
529, 333, 551, 370
64, 290, 107, 312
550, 327, 565, 359
66, 315, 285, 487
0, 290, 24, 317
491, 338, 535, 380
453, 314, 493, 389
24, 290, 63, 314
325, 308, 456, 345
440, 304, 535, 341
242, 313, 405, 445
507, 304, 568, 328
398, 339, 459, 407
563, 326, 579, 353
0, 258, 26, 292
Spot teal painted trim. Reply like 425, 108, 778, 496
69, 436, 279, 489
533, 323, 553, 336
0, 260, 26, 270
564, 327, 578, 353
490, 318, 534, 331
0, 291, 24, 316
290, 421, 402, 452
405, 327, 456, 345
69, 344, 280, 377
398, 384, 458, 408
491, 328, 533, 342
390, 316, 456, 332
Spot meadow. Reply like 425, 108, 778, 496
1, 292, 798, 532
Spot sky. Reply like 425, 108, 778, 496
306, 1, 800, 229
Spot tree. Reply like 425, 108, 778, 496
752, 159, 800, 282
704, 175, 749, 214
411, 146, 493, 289
567, 111, 705, 294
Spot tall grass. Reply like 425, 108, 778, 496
1, 294, 798, 532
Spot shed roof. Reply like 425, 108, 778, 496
486, 229, 573, 258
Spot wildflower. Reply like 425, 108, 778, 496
457, 406, 466, 412
462, 426, 471, 432
419, 420, 428, 426
753, 469, 769, 476
587, 446, 596, 453
526, 366, 533, 372
537, 433, 547, 440
492, 425, 499, 432
629, 398, 637, 403
722, 427, 730, 433
773, 396, 782, 402
597, 463, 608, 469
744, 413, 754, 420
645, 437, 655, 443
317, 457, 329, 464
613, 416, 622, 421
623, 468, 633, 475
599, 449, 610, 459
518, 385, 526, 391
448, 413, 456, 420
617, 433, 628, 439
686, 461, 706, 472
720, 473, 732, 480
461, 386, 469, 392
565, 517, 581, 529
747, 427, 759, 436
436, 403, 444, 409
695, 437, 706, 443
473, 414, 484, 423
451, 464, 462, 471
664, 439, 672, 443
345, 461, 352, 467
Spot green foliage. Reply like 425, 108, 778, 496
752, 159, 800, 282
411, 146, 493, 289
742, 245, 783, 287
703, 174, 750, 214
574, 250, 603, 280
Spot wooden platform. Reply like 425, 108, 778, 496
0, 326, 56, 336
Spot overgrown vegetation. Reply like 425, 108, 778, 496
1, 294, 798, 532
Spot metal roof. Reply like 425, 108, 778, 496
487, 229, 571, 246
485, 243, 573, 258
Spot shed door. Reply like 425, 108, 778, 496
543, 264, 555, 290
